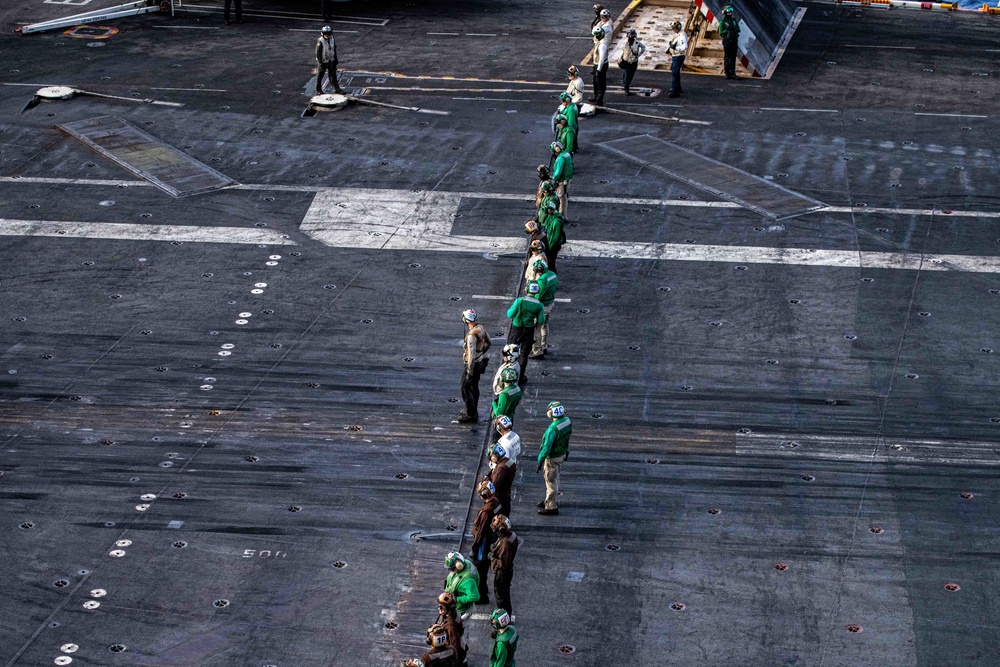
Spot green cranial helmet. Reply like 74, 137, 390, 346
543, 199, 559, 211
724, 5, 734, 13
559, 92, 572, 102
444, 551, 465, 570
501, 368, 518, 383
547, 401, 565, 418
533, 259, 549, 273
540, 180, 555, 193
490, 608, 511, 630
592, 26, 605, 39
526, 282, 540, 295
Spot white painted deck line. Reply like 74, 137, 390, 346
3, 178, 1000, 219
300, 189, 1000, 272
0, 220, 297, 245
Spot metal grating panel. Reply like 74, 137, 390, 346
599, 134, 826, 220
58, 115, 237, 197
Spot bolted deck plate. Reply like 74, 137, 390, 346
57, 115, 238, 197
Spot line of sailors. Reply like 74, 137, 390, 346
404, 17, 623, 667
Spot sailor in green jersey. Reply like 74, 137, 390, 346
529, 259, 558, 359
719, 6, 741, 80
551, 141, 574, 215
505, 283, 546, 386
557, 91, 579, 133
489, 609, 518, 667
536, 182, 561, 228
538, 200, 565, 274
443, 551, 480, 616
537, 401, 572, 515
492, 368, 522, 421
490, 368, 522, 444
555, 115, 576, 155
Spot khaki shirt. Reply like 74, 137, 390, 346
463, 324, 491, 369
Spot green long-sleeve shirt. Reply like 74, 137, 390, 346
559, 102, 579, 132
490, 626, 518, 667
506, 296, 546, 328
541, 212, 565, 253
445, 567, 480, 615
719, 16, 740, 41
538, 416, 572, 460
536, 270, 558, 306
537, 194, 561, 227
552, 151, 573, 183
557, 125, 577, 154
492, 384, 522, 419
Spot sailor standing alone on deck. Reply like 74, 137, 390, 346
315, 26, 345, 95
667, 20, 688, 98
719, 6, 742, 79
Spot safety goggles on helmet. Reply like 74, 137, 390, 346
490, 514, 512, 535
490, 609, 511, 629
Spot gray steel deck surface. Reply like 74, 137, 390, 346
600, 133, 827, 219
1, 1, 999, 666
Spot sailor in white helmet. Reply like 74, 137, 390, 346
596, 7, 614, 51
493, 344, 522, 397
565, 65, 585, 106
493, 415, 522, 466
667, 20, 688, 98
459, 308, 491, 423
